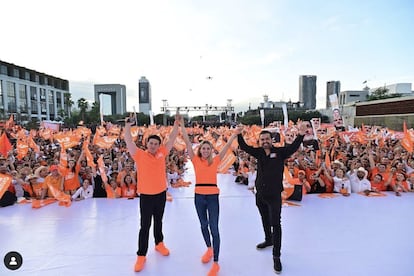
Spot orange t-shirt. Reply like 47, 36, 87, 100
392, 180, 409, 191
370, 167, 389, 182
62, 164, 81, 191
320, 174, 333, 193
133, 146, 168, 195
105, 184, 121, 198
121, 184, 137, 198
117, 170, 137, 186
371, 180, 387, 191
23, 182, 43, 198
192, 155, 220, 195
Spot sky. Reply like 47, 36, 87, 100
1, 0, 413, 115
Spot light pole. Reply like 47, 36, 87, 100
162, 99, 168, 125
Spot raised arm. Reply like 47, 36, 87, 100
124, 115, 138, 157
77, 150, 85, 167
283, 122, 307, 157
165, 112, 181, 153
180, 117, 195, 159
218, 131, 238, 161
236, 124, 258, 157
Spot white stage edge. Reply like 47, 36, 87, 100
1, 164, 414, 276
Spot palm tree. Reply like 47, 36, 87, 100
64, 93, 74, 118
57, 109, 66, 120
89, 101, 101, 124
77, 98, 89, 122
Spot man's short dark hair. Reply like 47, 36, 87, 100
259, 130, 272, 137
147, 135, 162, 144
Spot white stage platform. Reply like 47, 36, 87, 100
1, 164, 414, 276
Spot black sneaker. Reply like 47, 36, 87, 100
256, 241, 272, 249
273, 257, 282, 274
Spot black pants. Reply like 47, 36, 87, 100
137, 190, 166, 256
0, 191, 16, 207
256, 192, 282, 258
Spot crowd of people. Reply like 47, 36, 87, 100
1, 116, 414, 274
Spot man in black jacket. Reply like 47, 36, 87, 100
236, 122, 307, 274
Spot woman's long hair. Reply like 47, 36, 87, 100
197, 140, 214, 166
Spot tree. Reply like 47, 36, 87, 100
64, 93, 74, 118
367, 86, 401, 101
88, 101, 101, 124
25, 118, 39, 130
57, 108, 66, 120
77, 98, 89, 122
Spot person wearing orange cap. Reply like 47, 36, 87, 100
41, 165, 64, 199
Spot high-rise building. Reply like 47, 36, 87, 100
326, 81, 341, 109
299, 75, 317, 109
138, 76, 151, 115
94, 84, 126, 115
0, 60, 69, 123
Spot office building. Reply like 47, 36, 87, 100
326, 81, 341, 108
138, 76, 151, 115
94, 84, 126, 115
0, 60, 69, 123
299, 75, 317, 109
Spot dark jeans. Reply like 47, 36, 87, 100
256, 192, 282, 258
195, 193, 220, 262
137, 191, 166, 256
0, 191, 16, 207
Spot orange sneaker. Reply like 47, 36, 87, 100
207, 262, 220, 276
201, 247, 213, 263
155, 242, 170, 256
134, 256, 146, 272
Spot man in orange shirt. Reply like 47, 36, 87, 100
124, 113, 180, 272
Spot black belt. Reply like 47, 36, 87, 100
195, 183, 217, 187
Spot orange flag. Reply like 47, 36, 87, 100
107, 124, 121, 136
217, 151, 237, 174
74, 126, 92, 138
0, 133, 12, 157
401, 121, 413, 153
59, 147, 68, 168
54, 131, 81, 150
28, 134, 40, 153
173, 136, 187, 151
5, 114, 14, 129
47, 183, 72, 207
97, 156, 108, 184
32, 198, 57, 209
82, 139, 95, 168
16, 138, 29, 160
93, 135, 118, 149
325, 151, 331, 169
0, 173, 12, 199
315, 150, 321, 166
282, 167, 294, 201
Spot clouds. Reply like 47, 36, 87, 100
1, 0, 413, 115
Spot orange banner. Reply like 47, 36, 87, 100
0, 173, 12, 199
217, 151, 236, 174
93, 135, 118, 149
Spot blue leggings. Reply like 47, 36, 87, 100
195, 193, 220, 262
